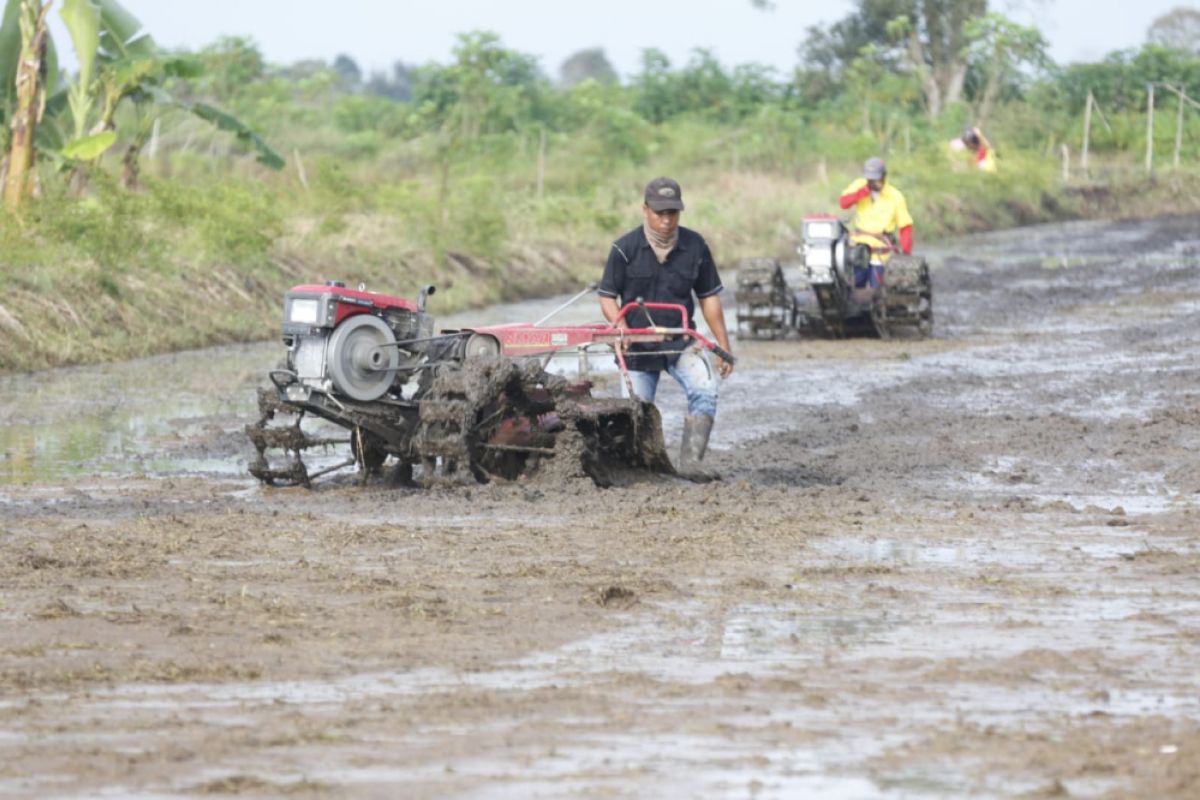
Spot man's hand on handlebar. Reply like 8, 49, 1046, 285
599, 295, 630, 351
614, 317, 630, 352
706, 344, 735, 378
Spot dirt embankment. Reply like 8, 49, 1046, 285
0, 238, 597, 374
6, 172, 1200, 375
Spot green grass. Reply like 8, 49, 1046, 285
3, 112, 1200, 374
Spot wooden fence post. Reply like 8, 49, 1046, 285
1146, 83, 1155, 175
293, 149, 309, 191
148, 118, 161, 159
536, 125, 545, 203
1081, 90, 1093, 175
1175, 85, 1185, 170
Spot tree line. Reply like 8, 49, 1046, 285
4, 0, 1200, 216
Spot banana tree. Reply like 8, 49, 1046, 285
2, 0, 52, 212
0, 0, 58, 128
1, 0, 282, 207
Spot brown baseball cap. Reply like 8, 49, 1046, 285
644, 176, 685, 212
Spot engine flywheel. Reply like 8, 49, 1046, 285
326, 314, 399, 401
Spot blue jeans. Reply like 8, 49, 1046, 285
626, 347, 718, 417
853, 264, 884, 289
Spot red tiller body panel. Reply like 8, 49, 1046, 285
288, 284, 420, 327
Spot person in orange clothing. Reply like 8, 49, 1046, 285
838, 157, 914, 288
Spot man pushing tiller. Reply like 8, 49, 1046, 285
247, 188, 736, 487
598, 177, 735, 474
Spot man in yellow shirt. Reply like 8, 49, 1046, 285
838, 157, 914, 288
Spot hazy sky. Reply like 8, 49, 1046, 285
48, 1, 1193, 78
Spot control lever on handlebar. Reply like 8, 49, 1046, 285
635, 296, 657, 327
634, 296, 734, 366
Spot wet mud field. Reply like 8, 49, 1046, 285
2, 214, 1200, 798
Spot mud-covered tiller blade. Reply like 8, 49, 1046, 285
246, 388, 353, 487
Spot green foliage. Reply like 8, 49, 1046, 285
1, 1, 282, 195
333, 94, 413, 137
562, 80, 651, 166
192, 36, 267, 103
798, 0, 987, 115
144, 178, 283, 264
60, 0, 102, 141
411, 32, 551, 139
6, 15, 1200, 374
309, 156, 370, 218
61, 129, 117, 159
0, 0, 22, 111
965, 12, 1051, 119
6, 173, 150, 269
0, 174, 279, 272
1049, 45, 1200, 114
630, 48, 787, 123
629, 48, 680, 123
189, 102, 284, 169
56, 0, 165, 151
799, 0, 905, 80
845, 42, 924, 124
445, 173, 508, 256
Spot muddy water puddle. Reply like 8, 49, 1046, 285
0, 342, 272, 483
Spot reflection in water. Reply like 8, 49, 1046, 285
0, 342, 273, 483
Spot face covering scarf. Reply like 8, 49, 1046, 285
643, 221, 678, 264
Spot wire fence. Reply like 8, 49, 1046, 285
1067, 83, 1199, 180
